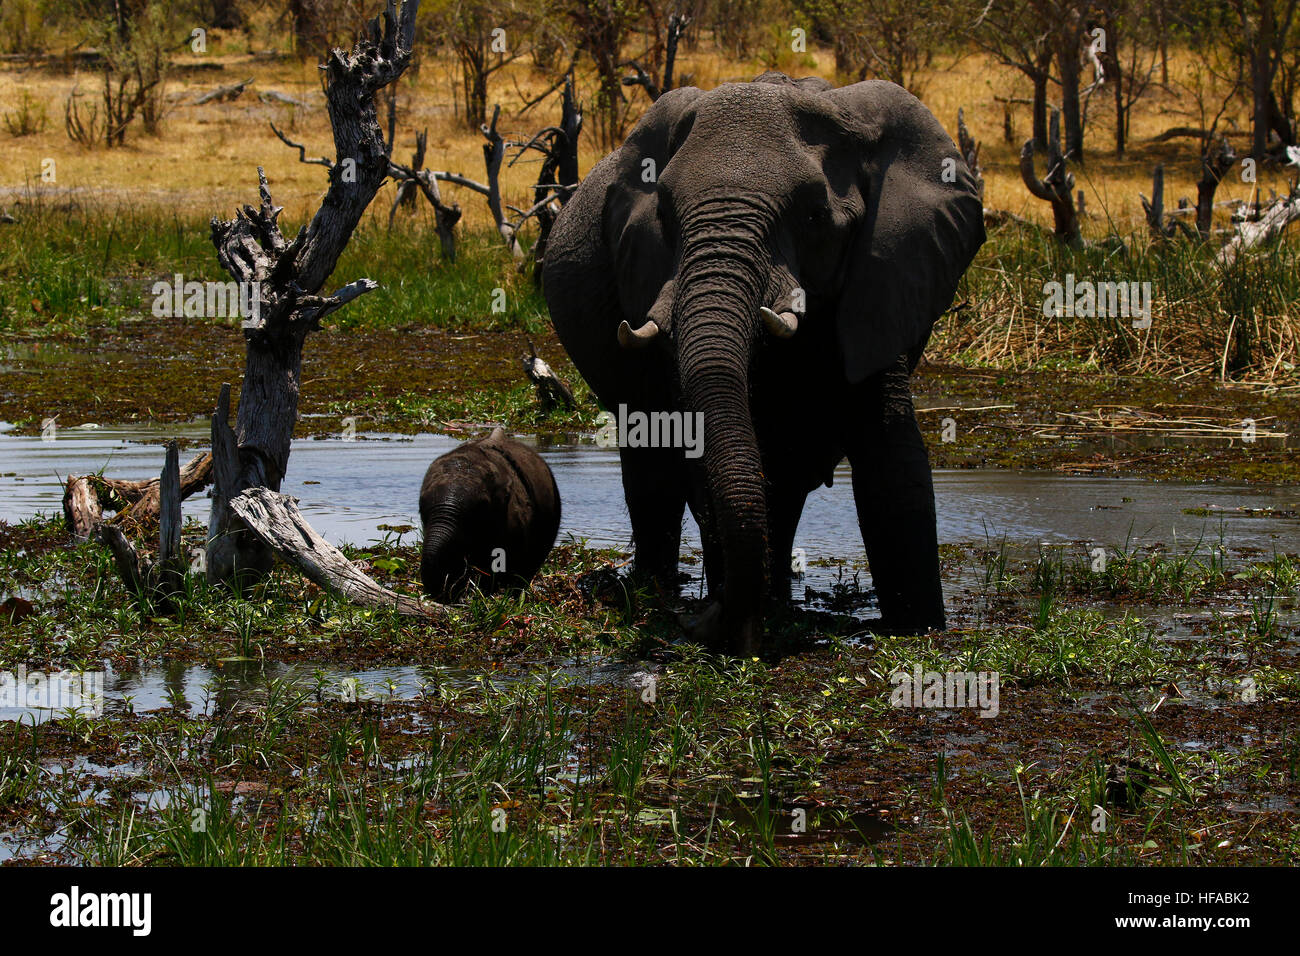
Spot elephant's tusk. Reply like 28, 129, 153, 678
760, 306, 799, 338
618, 319, 661, 348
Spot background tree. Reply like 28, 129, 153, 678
561, 0, 644, 147
1225, 0, 1300, 157
439, 0, 528, 129
968, 0, 1059, 149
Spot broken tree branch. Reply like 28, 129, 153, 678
63, 450, 213, 542
228, 487, 443, 620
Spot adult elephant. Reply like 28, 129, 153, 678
543, 73, 985, 654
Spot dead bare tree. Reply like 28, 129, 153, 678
207, 0, 421, 589
387, 130, 464, 262
507, 75, 583, 277
273, 120, 479, 262
1020, 108, 1083, 247
622, 12, 690, 102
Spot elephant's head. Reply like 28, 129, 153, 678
603, 74, 985, 650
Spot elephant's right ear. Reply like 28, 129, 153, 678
602, 88, 703, 328
826, 81, 985, 384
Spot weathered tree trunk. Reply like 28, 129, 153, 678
1106, 14, 1124, 158
1141, 164, 1170, 239
1252, 52, 1273, 160
206, 0, 420, 590
1031, 71, 1050, 150
1058, 19, 1085, 161
99, 442, 190, 610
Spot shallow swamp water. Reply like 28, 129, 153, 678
0, 422, 1297, 864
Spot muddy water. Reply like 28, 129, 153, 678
2, 423, 1297, 557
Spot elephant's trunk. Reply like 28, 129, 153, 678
675, 199, 774, 654
420, 507, 469, 600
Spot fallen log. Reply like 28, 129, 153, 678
522, 341, 575, 411
63, 450, 213, 542
228, 487, 443, 620
1149, 126, 1247, 143
194, 78, 254, 105
1215, 188, 1300, 267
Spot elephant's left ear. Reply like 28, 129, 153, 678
826, 81, 985, 384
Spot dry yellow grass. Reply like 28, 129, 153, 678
0, 40, 1294, 235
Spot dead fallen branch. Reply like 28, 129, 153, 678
63, 450, 212, 542
1215, 187, 1300, 267
195, 78, 255, 105
228, 487, 443, 620
522, 341, 575, 411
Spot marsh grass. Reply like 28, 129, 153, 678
0, 198, 548, 336
2, 513, 1297, 866
943, 223, 1300, 380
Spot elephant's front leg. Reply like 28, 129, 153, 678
764, 476, 808, 603
846, 355, 945, 632
620, 443, 687, 591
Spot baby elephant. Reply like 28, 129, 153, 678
418, 428, 561, 601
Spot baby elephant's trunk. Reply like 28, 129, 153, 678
418, 428, 561, 602
420, 509, 471, 600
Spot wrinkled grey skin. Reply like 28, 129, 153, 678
419, 427, 561, 601
543, 73, 985, 654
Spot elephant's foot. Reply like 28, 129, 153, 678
628, 560, 688, 597
679, 601, 762, 656
679, 601, 725, 648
